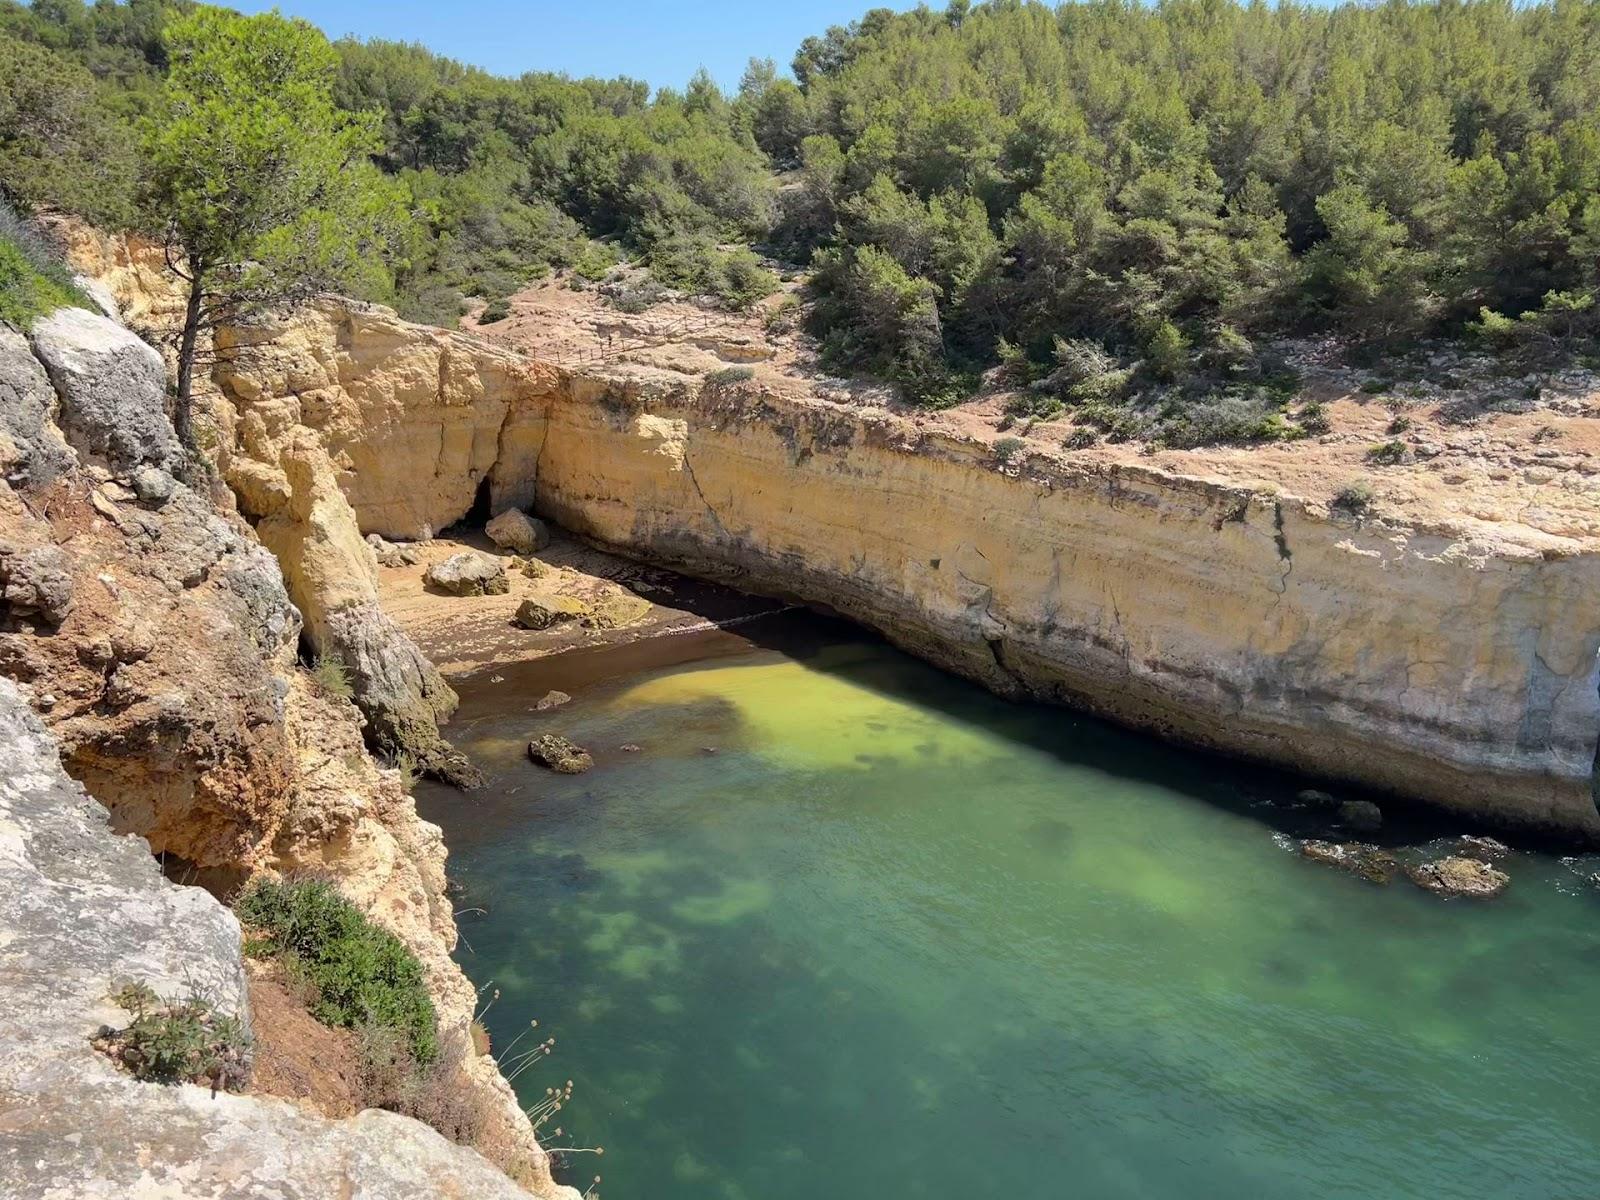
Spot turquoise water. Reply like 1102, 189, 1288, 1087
418, 620, 1600, 1200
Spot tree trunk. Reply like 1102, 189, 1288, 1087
174, 260, 203, 450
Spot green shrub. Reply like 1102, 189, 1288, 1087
237, 877, 438, 1063
1387, 414, 1412, 434
706, 366, 755, 387
96, 982, 251, 1091
1062, 426, 1099, 449
1365, 439, 1407, 465
1297, 400, 1331, 434
0, 226, 90, 329
993, 435, 1026, 464
1359, 378, 1391, 394
1332, 480, 1375, 513
310, 655, 354, 702
763, 294, 801, 335
478, 298, 511, 325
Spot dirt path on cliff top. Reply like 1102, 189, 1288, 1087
467, 275, 1600, 550
378, 530, 787, 678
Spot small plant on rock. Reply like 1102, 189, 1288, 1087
706, 366, 755, 387
310, 654, 354, 702
1365, 439, 1407, 465
1331, 480, 1375, 514
94, 981, 251, 1091
993, 435, 1026, 464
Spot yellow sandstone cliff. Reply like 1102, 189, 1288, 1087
199, 298, 1600, 841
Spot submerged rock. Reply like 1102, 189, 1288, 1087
486, 508, 550, 555
1456, 834, 1509, 859
426, 551, 508, 597
1298, 839, 1399, 884
534, 690, 571, 712
514, 595, 590, 630
1406, 856, 1509, 898
528, 733, 592, 774
1336, 799, 1383, 833
1295, 789, 1339, 810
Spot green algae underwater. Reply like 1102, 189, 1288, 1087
417, 617, 1600, 1200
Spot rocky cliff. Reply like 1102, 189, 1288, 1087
205, 298, 1600, 841
0, 676, 536, 1199
0, 301, 575, 1198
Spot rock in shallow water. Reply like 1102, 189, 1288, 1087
425, 551, 508, 596
1406, 856, 1509, 898
528, 733, 593, 774
1298, 839, 1399, 884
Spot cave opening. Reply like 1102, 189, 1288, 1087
464, 473, 493, 527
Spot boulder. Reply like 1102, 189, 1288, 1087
528, 733, 593, 774
0, 325, 75, 489
425, 551, 508, 597
28, 306, 180, 472
1406, 856, 1509, 898
1295, 788, 1339, 810
514, 595, 590, 630
534, 690, 572, 712
485, 508, 550, 555
1298, 839, 1398, 884
130, 466, 176, 507
1336, 799, 1383, 833
581, 591, 653, 630
0, 542, 74, 626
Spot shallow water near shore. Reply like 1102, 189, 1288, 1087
418, 616, 1600, 1200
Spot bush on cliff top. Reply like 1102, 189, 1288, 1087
237, 877, 438, 1064
0, 208, 90, 329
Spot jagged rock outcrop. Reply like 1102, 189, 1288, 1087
202, 296, 1600, 840
0, 676, 536, 1200
0, 303, 574, 1198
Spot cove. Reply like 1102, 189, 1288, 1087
417, 616, 1600, 1200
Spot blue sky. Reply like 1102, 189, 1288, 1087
232, 1, 924, 91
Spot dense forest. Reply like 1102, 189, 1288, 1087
3, 0, 1599, 436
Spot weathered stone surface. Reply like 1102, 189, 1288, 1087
514, 594, 590, 630
366, 531, 420, 568
131, 465, 177, 506
1298, 839, 1398, 884
0, 542, 74, 625
528, 733, 592, 774
0, 678, 539, 1200
0, 325, 74, 489
427, 551, 509, 597
29, 305, 180, 471
486, 508, 550, 554
535, 689, 572, 711
1406, 856, 1510, 898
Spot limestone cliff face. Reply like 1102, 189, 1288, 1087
0, 304, 575, 1199
213, 299, 1600, 840
535, 379, 1600, 838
